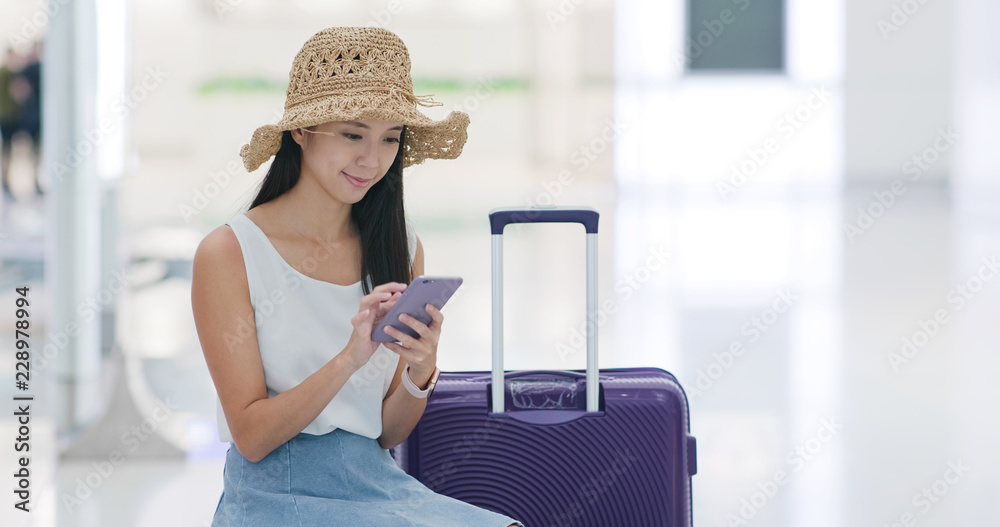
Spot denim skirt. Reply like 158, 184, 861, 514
211, 428, 523, 527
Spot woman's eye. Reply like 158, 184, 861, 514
343, 133, 363, 140
385, 137, 400, 144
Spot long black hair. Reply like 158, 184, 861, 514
246, 126, 412, 295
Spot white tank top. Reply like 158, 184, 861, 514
214, 212, 415, 442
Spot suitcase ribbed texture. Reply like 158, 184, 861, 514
402, 369, 694, 527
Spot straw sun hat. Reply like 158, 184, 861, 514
239, 26, 470, 172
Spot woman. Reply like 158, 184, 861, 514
191, 27, 523, 527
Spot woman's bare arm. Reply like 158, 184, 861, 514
191, 225, 360, 463
378, 235, 430, 450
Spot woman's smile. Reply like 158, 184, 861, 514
343, 171, 373, 188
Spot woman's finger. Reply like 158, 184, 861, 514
383, 339, 403, 352
382, 325, 409, 347
384, 341, 415, 362
377, 292, 402, 314
386, 325, 428, 353
352, 309, 374, 337
385, 340, 431, 368
425, 304, 444, 331
395, 313, 432, 340
373, 282, 408, 295
361, 292, 394, 314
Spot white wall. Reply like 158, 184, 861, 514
952, 0, 1000, 197
843, 0, 953, 184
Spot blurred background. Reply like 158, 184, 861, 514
0, 0, 997, 525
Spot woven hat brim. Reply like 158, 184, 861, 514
240, 93, 469, 172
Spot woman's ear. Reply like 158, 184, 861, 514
290, 127, 308, 149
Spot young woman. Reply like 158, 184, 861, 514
191, 27, 523, 527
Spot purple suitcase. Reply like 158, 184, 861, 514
392, 206, 697, 526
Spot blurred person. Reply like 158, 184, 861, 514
17, 41, 42, 196
190, 27, 522, 527
0, 46, 22, 199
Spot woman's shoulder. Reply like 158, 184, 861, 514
191, 222, 252, 315
194, 221, 245, 272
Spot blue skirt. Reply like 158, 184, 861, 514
211, 428, 523, 527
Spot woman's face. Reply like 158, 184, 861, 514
292, 119, 403, 201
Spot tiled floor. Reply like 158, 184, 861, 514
1, 175, 998, 526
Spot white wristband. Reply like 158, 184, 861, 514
402, 363, 438, 399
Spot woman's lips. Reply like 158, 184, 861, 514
343, 172, 371, 188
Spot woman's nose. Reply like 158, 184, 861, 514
357, 138, 379, 168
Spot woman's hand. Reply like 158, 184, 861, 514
343, 282, 407, 372
381, 303, 443, 384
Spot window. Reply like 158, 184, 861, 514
685, 0, 784, 71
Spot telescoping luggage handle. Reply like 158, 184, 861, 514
489, 205, 600, 413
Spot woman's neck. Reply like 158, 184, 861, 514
267, 180, 357, 244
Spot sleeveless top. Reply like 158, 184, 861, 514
215, 212, 416, 442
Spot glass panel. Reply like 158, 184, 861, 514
686, 0, 785, 71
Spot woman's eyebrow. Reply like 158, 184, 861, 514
345, 121, 404, 132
